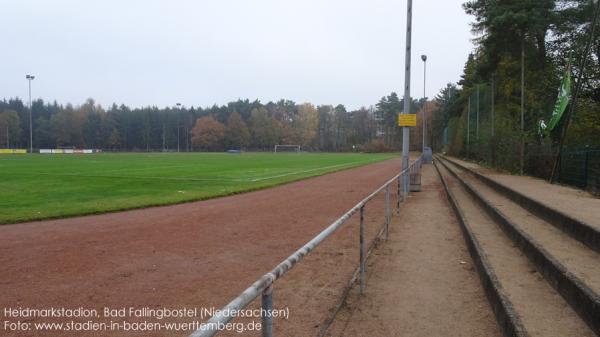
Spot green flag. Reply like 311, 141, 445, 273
545, 67, 572, 133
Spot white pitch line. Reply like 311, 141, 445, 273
100, 164, 197, 173
248, 162, 359, 182
32, 172, 246, 183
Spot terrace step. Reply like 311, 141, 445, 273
435, 157, 597, 337
442, 156, 600, 252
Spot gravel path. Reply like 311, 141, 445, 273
326, 165, 501, 337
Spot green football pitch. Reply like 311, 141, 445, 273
0, 152, 395, 224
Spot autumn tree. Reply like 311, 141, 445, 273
0, 110, 21, 148
317, 105, 333, 150
296, 103, 318, 149
50, 106, 72, 146
332, 104, 349, 151
249, 107, 280, 150
376, 92, 402, 147
349, 107, 376, 146
224, 112, 250, 149
192, 116, 225, 151
279, 121, 298, 145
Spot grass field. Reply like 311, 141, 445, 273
0, 152, 395, 224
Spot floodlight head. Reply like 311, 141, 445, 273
421, 55, 427, 62
176, 103, 182, 107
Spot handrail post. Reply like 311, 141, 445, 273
406, 165, 412, 197
262, 284, 273, 337
359, 205, 365, 294
396, 175, 401, 214
404, 169, 409, 197
385, 184, 390, 239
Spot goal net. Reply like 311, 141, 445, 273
274, 145, 301, 153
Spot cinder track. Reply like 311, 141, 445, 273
0, 158, 406, 337
434, 156, 598, 337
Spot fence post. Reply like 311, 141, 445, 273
359, 206, 365, 295
262, 285, 273, 337
584, 148, 590, 188
385, 184, 391, 239
467, 96, 471, 158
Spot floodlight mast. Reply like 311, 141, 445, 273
26, 74, 35, 154
176, 103, 182, 153
402, 0, 413, 192
421, 54, 427, 152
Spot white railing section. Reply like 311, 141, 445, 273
189, 157, 423, 337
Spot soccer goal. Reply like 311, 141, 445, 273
274, 145, 301, 153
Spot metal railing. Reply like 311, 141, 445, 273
189, 157, 423, 337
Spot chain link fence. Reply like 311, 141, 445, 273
559, 147, 600, 194
441, 77, 600, 196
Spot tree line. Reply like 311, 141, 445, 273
0, 94, 423, 152
431, 0, 600, 176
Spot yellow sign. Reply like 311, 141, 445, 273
398, 114, 417, 127
0, 149, 27, 154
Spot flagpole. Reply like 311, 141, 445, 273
550, 0, 600, 183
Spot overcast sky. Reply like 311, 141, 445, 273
2, 0, 474, 110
